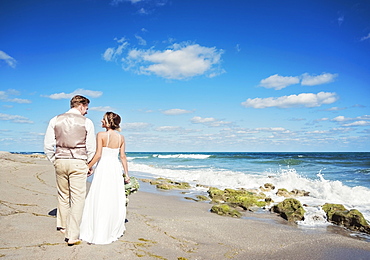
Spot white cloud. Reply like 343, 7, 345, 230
360, 115, 370, 120
289, 117, 306, 121
332, 116, 348, 122
138, 8, 149, 14
0, 113, 33, 124
155, 126, 183, 132
104, 40, 225, 80
110, 0, 166, 15
306, 130, 330, 134
102, 48, 115, 61
259, 74, 300, 90
301, 73, 338, 86
255, 127, 288, 132
0, 89, 31, 103
191, 116, 231, 127
162, 109, 193, 115
343, 121, 370, 127
45, 89, 103, 99
102, 38, 129, 62
0, 91, 7, 100
6, 98, 31, 104
90, 106, 116, 112
3, 89, 20, 95
325, 106, 346, 111
122, 122, 151, 131
332, 115, 370, 122
332, 115, 370, 125
135, 35, 147, 45
331, 127, 353, 133
111, 0, 143, 5
0, 50, 17, 68
360, 33, 370, 41
127, 43, 224, 79
259, 72, 337, 90
241, 92, 338, 109
337, 15, 344, 27
352, 104, 366, 108
191, 116, 214, 124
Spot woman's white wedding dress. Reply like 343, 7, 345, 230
80, 133, 126, 244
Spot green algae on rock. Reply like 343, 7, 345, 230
207, 187, 225, 202
226, 192, 267, 210
260, 183, 275, 192
271, 198, 305, 222
276, 188, 291, 197
207, 187, 271, 212
322, 203, 370, 234
276, 188, 310, 198
196, 195, 210, 201
210, 204, 242, 218
183, 195, 210, 202
143, 177, 191, 190
156, 183, 174, 190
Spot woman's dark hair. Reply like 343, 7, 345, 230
104, 111, 121, 131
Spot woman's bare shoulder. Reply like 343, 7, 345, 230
97, 131, 107, 138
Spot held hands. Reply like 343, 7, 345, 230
87, 167, 94, 177
124, 175, 131, 184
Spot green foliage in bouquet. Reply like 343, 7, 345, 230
125, 176, 140, 196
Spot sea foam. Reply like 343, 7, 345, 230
128, 161, 370, 224
152, 154, 211, 159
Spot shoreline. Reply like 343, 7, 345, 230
133, 173, 370, 242
1, 151, 370, 259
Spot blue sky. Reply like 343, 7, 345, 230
1, 0, 370, 152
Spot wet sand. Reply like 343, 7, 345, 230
1, 151, 369, 259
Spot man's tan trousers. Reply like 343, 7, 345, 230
54, 159, 88, 241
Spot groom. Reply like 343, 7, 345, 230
44, 95, 96, 246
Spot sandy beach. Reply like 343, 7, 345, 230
1, 151, 370, 260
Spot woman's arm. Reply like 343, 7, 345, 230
120, 135, 130, 183
88, 132, 104, 169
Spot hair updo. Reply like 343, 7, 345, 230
104, 112, 121, 131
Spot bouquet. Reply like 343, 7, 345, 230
125, 176, 140, 196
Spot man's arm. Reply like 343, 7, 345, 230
44, 117, 57, 163
85, 118, 96, 162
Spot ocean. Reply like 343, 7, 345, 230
126, 152, 370, 228
16, 151, 370, 230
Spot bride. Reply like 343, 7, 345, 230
80, 112, 130, 244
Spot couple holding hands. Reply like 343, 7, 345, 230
44, 95, 130, 245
